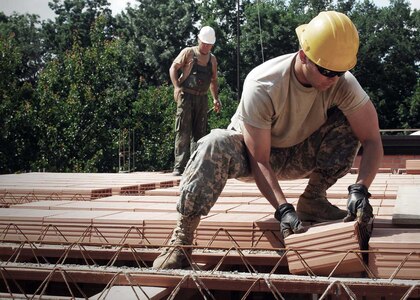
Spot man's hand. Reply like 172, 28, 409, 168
344, 184, 373, 224
274, 203, 306, 238
213, 98, 222, 113
173, 87, 182, 102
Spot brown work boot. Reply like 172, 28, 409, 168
296, 172, 347, 222
296, 192, 347, 222
152, 214, 200, 269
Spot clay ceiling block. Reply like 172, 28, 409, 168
405, 159, 420, 174
10, 200, 73, 209
369, 228, 420, 280
199, 212, 270, 226
254, 215, 283, 249
44, 210, 118, 223
0, 208, 63, 222
380, 198, 396, 207
373, 217, 393, 227
196, 213, 271, 248
392, 186, 420, 225
89, 285, 169, 300
377, 206, 395, 216
92, 195, 145, 202
227, 204, 275, 214
250, 197, 299, 205
217, 196, 259, 204
284, 221, 365, 276
144, 186, 180, 196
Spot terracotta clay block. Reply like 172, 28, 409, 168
405, 160, 420, 174
284, 221, 365, 276
392, 186, 420, 225
0, 172, 184, 205
254, 216, 283, 248
369, 228, 420, 280
196, 213, 271, 248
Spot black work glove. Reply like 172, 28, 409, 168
274, 203, 306, 238
343, 184, 373, 224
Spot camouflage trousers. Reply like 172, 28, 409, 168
173, 93, 208, 173
177, 108, 360, 217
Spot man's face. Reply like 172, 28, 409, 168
198, 40, 213, 55
304, 59, 341, 91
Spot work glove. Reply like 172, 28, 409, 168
343, 184, 374, 224
274, 203, 306, 238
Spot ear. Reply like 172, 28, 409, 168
298, 50, 308, 64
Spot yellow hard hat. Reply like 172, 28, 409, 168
296, 11, 359, 72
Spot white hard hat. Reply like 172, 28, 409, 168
198, 26, 216, 44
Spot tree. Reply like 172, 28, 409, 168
353, 0, 419, 130
1, 0, 419, 173
399, 79, 420, 130
35, 16, 138, 172
207, 77, 239, 130
240, 1, 302, 85
0, 33, 38, 173
114, 0, 199, 86
41, 0, 113, 58
0, 13, 42, 173
0, 12, 43, 84
132, 85, 175, 171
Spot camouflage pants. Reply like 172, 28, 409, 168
173, 93, 208, 172
177, 108, 360, 217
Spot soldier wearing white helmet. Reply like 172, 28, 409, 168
169, 25, 221, 176
154, 11, 383, 270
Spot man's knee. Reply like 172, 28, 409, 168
315, 108, 359, 174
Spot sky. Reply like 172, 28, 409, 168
1, 0, 419, 21
0, 0, 137, 20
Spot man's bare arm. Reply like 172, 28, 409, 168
346, 101, 383, 188
242, 123, 287, 209
209, 57, 221, 112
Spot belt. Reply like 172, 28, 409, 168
182, 88, 207, 96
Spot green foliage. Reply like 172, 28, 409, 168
398, 79, 420, 129
115, 0, 199, 86
41, 0, 113, 58
132, 85, 175, 171
35, 17, 138, 172
240, 1, 300, 81
352, 0, 419, 129
1, 0, 419, 173
208, 76, 239, 130
0, 12, 43, 83
0, 17, 39, 173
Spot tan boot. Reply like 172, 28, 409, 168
152, 214, 200, 269
297, 193, 347, 222
296, 172, 347, 222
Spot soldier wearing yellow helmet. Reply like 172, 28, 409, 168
154, 11, 383, 270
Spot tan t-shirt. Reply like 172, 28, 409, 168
229, 53, 369, 148
172, 46, 217, 85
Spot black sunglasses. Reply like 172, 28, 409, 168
311, 60, 345, 78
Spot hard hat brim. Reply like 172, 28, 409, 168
295, 24, 306, 46
198, 36, 215, 45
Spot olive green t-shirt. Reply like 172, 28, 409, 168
229, 53, 369, 148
